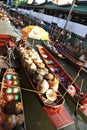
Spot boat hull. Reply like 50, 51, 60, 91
18, 46, 74, 129
37, 45, 87, 117
0, 68, 26, 130
56, 43, 87, 73
0, 34, 19, 69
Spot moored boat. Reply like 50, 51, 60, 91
18, 46, 74, 129
55, 43, 87, 73
37, 45, 87, 117
0, 34, 19, 69
42, 41, 64, 59
0, 68, 26, 130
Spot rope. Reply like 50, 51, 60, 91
75, 79, 84, 117
21, 87, 40, 94
70, 67, 82, 86
55, 66, 83, 103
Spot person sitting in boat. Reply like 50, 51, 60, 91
79, 51, 87, 68
49, 34, 54, 41
83, 60, 87, 68
54, 40, 58, 47
80, 94, 87, 110
74, 92, 87, 105
17, 38, 26, 48
79, 51, 86, 62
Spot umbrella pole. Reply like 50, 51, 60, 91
32, 39, 35, 48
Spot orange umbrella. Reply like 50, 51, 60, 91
21, 25, 49, 41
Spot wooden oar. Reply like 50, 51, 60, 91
74, 79, 84, 118
55, 67, 83, 110
61, 67, 83, 98
70, 67, 82, 86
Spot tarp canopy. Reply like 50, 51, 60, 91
40, 2, 87, 13
0, 20, 20, 38
25, 2, 87, 14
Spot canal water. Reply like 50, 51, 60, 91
18, 55, 87, 130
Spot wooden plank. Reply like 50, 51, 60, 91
44, 106, 74, 129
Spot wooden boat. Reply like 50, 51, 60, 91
0, 34, 19, 69
9, 16, 24, 28
18, 46, 74, 129
55, 43, 87, 73
42, 41, 64, 59
37, 45, 87, 117
0, 68, 26, 130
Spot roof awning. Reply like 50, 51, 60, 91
0, 19, 21, 38
24, 2, 87, 14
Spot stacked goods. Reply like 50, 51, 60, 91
19, 47, 64, 108
0, 68, 25, 130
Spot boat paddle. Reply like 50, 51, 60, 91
61, 66, 83, 98
74, 79, 84, 118
69, 66, 82, 86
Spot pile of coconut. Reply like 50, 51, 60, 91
19, 47, 60, 102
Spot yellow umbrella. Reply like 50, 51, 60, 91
21, 25, 49, 41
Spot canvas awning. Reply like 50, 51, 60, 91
0, 19, 20, 38
23, 2, 87, 14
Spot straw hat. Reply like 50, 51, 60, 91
37, 79, 49, 93
44, 73, 54, 80
46, 89, 57, 102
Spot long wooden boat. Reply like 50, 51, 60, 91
0, 68, 26, 130
42, 41, 64, 59
0, 34, 19, 69
37, 45, 87, 117
55, 43, 87, 73
18, 46, 74, 129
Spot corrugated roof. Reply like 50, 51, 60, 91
0, 19, 20, 37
